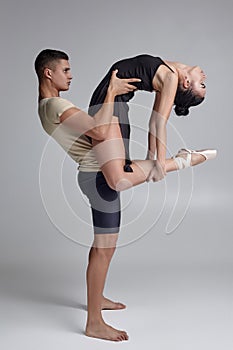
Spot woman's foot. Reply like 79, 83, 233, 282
85, 320, 129, 341
173, 148, 217, 169
101, 296, 126, 310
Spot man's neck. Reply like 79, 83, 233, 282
38, 82, 59, 101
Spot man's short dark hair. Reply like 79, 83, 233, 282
34, 49, 69, 81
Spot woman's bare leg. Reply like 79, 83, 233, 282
85, 233, 129, 342
102, 153, 205, 191
91, 117, 206, 191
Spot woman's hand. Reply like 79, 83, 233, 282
108, 69, 141, 96
146, 160, 166, 182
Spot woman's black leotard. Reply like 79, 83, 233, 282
88, 54, 173, 171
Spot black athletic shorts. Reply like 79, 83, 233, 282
78, 171, 121, 234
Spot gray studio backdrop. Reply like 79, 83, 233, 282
1, 0, 232, 349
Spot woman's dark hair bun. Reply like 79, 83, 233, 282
174, 105, 189, 116
174, 85, 205, 117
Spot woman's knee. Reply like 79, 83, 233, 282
102, 167, 132, 191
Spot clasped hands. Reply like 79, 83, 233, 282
146, 160, 166, 182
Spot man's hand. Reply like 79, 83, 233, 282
108, 69, 141, 96
146, 160, 166, 182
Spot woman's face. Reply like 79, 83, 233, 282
188, 66, 207, 98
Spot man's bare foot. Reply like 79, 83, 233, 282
85, 320, 129, 341
101, 296, 126, 310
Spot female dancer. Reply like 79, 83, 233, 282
77, 54, 216, 341
88, 54, 208, 178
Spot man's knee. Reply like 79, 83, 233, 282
93, 233, 118, 250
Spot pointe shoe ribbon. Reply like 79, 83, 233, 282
173, 148, 217, 170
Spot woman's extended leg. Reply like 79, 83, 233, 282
92, 117, 208, 191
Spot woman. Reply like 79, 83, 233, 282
78, 54, 216, 341
88, 54, 208, 177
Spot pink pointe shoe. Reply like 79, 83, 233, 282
173, 148, 217, 170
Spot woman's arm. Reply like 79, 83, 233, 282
59, 70, 141, 140
146, 93, 160, 160
147, 71, 178, 181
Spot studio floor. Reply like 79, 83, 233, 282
1, 205, 232, 350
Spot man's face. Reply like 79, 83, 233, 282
49, 59, 73, 91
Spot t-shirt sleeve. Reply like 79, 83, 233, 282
47, 98, 76, 124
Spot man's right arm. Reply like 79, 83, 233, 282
60, 70, 141, 140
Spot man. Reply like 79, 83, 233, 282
35, 48, 144, 342
35, 49, 211, 342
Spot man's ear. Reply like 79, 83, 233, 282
44, 67, 52, 80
